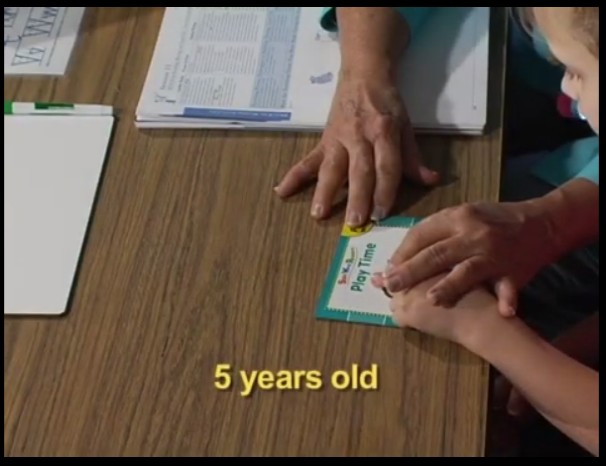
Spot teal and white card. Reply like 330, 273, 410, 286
316, 217, 421, 327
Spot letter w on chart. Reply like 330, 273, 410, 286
4, 7, 87, 75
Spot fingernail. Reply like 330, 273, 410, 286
386, 276, 402, 292
383, 261, 394, 277
372, 272, 386, 286
311, 204, 323, 218
347, 211, 362, 226
371, 207, 386, 221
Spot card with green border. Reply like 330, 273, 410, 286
316, 216, 421, 327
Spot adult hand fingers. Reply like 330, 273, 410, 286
372, 135, 402, 221
310, 146, 349, 219
384, 238, 466, 293
389, 215, 452, 267
426, 257, 490, 306
495, 277, 519, 317
275, 147, 324, 197
346, 140, 375, 226
399, 123, 440, 187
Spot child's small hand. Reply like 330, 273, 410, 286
389, 274, 500, 347
495, 376, 534, 420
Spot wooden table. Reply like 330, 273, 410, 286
4, 8, 507, 457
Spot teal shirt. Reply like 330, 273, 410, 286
320, 7, 599, 188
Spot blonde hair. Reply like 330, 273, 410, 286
516, 7, 599, 57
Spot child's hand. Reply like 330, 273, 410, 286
389, 274, 500, 347
495, 376, 534, 420
494, 313, 600, 421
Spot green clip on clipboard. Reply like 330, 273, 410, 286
4, 101, 113, 116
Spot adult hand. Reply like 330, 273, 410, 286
374, 201, 559, 316
274, 74, 439, 226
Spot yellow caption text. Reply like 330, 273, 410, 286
215, 364, 379, 397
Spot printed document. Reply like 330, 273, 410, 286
4, 7, 86, 75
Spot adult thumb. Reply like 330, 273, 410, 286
495, 277, 518, 317
400, 127, 440, 186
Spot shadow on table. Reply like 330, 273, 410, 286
140, 126, 452, 226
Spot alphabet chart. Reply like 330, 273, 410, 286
4, 7, 86, 75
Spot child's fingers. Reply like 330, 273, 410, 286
493, 376, 513, 410
507, 388, 530, 417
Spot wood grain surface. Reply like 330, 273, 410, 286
4, 7, 507, 457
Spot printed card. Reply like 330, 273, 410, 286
316, 217, 420, 327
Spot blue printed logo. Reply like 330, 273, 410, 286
310, 72, 334, 85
